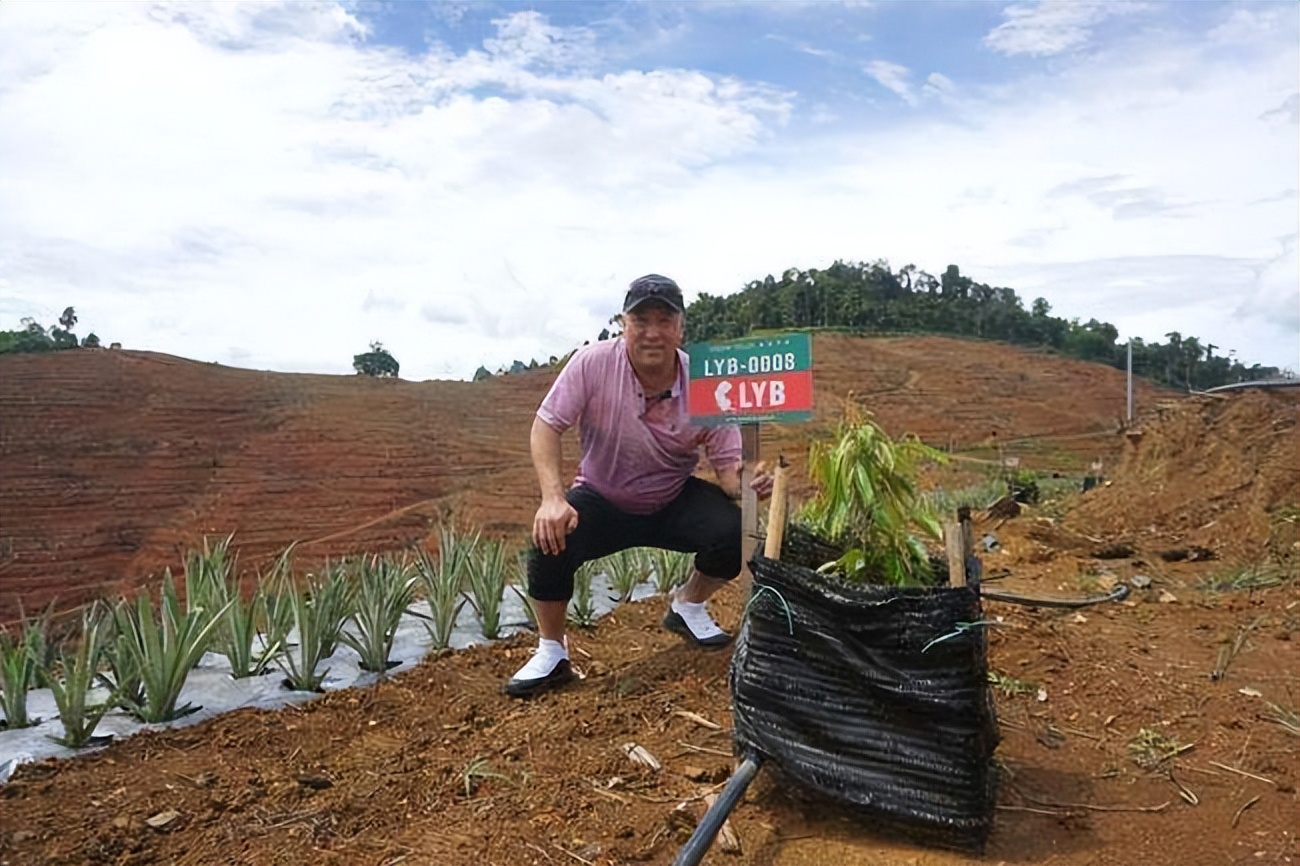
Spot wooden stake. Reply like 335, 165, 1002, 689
944, 523, 966, 587
739, 424, 760, 582
763, 459, 788, 560
958, 505, 975, 587
958, 505, 974, 558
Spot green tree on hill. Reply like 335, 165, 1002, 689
0, 306, 104, 354
353, 341, 400, 378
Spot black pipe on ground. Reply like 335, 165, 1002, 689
982, 583, 1130, 609
671, 755, 762, 866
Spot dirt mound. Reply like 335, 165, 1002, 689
1069, 388, 1300, 564
0, 336, 1164, 622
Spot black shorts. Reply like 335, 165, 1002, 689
527, 477, 742, 602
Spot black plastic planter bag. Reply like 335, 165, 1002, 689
730, 531, 1000, 852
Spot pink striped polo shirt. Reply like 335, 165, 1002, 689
537, 338, 743, 514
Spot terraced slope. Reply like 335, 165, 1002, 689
0, 334, 1162, 620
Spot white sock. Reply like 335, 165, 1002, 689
672, 597, 704, 614
538, 637, 568, 659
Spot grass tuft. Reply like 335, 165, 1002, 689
1200, 563, 1291, 593
604, 548, 649, 603
925, 478, 1008, 517
1265, 702, 1299, 736
509, 549, 537, 630
183, 534, 235, 615
987, 670, 1037, 697
205, 541, 294, 678
1128, 726, 1192, 770
459, 755, 509, 798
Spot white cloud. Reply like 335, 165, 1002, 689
946, 31, 1297, 364
921, 72, 956, 101
1260, 93, 1299, 125
0, 5, 793, 378
864, 59, 914, 105
362, 290, 404, 314
1206, 6, 1292, 45
150, 1, 368, 49
0, 2, 1295, 379
1047, 175, 1198, 221
675, 23, 1298, 368
984, 1, 1145, 57
482, 10, 597, 70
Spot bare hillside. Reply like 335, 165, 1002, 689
0, 334, 1161, 621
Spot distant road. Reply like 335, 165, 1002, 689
1203, 378, 1299, 394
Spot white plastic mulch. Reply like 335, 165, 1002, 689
0, 576, 663, 783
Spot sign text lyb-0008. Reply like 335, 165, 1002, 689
700, 352, 800, 376
686, 334, 813, 427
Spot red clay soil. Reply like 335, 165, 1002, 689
1, 558, 1297, 866
2, 337, 1298, 866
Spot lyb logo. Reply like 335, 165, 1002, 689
713, 379, 786, 413
714, 381, 732, 412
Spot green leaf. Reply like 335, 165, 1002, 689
797, 402, 947, 585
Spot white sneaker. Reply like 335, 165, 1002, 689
664, 596, 731, 648
504, 638, 574, 698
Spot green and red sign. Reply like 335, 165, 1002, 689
686, 333, 813, 427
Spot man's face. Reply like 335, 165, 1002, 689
622, 303, 684, 371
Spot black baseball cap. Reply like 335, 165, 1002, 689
623, 274, 685, 314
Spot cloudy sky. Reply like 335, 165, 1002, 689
1, 1, 1296, 380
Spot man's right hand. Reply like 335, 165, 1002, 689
533, 495, 579, 555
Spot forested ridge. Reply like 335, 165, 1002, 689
684, 260, 1288, 391
5, 262, 1290, 390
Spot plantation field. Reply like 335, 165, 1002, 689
0, 338, 1297, 866
0, 334, 1158, 622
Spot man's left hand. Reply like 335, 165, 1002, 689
719, 463, 775, 502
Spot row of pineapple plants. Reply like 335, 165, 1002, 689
569, 547, 694, 627
0, 529, 694, 748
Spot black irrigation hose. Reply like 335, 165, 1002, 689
671, 755, 763, 866
980, 583, 1130, 609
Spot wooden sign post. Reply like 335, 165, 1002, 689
739, 424, 761, 580
686, 334, 813, 578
